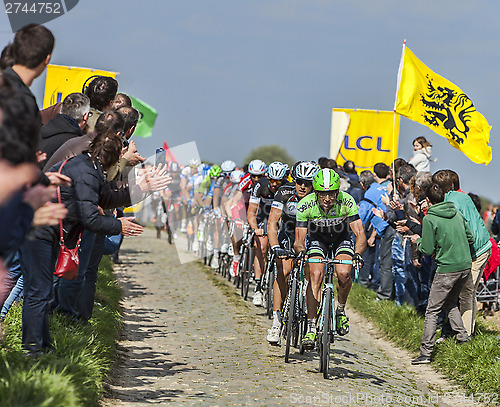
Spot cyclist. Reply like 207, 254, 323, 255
266, 161, 319, 344
247, 161, 289, 306
227, 159, 266, 276
294, 168, 366, 349
210, 160, 237, 269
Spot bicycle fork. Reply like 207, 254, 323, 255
317, 283, 336, 342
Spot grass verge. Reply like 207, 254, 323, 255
348, 282, 500, 401
0, 256, 122, 407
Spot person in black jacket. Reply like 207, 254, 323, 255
38, 93, 90, 168
20, 133, 143, 355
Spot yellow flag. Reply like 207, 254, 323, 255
395, 46, 492, 165
331, 109, 399, 170
43, 64, 118, 109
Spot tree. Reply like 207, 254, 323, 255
243, 145, 295, 167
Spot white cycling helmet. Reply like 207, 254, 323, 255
293, 161, 320, 181
221, 160, 237, 173
189, 158, 201, 167
267, 161, 289, 180
248, 159, 267, 175
230, 169, 245, 184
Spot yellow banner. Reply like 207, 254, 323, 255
332, 109, 399, 170
395, 46, 492, 165
43, 64, 118, 109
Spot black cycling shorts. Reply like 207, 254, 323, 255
278, 228, 294, 252
307, 233, 354, 259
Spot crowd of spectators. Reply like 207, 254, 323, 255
0, 24, 171, 355
318, 148, 498, 351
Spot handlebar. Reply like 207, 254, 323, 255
306, 259, 353, 265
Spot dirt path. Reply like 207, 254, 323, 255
105, 228, 479, 406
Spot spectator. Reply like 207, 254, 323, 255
111, 92, 132, 109
43, 109, 125, 170
410, 183, 472, 364
433, 169, 491, 336
358, 170, 388, 290
38, 93, 90, 168
389, 165, 418, 306
342, 160, 364, 204
1, 24, 54, 129
21, 133, 144, 354
318, 157, 329, 169
409, 136, 432, 172
84, 76, 118, 133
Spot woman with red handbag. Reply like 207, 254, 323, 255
20, 132, 143, 355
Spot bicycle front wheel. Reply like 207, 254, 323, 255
321, 289, 332, 379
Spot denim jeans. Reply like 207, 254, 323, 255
55, 229, 96, 317
20, 237, 59, 351
377, 227, 395, 300
359, 238, 380, 290
1, 276, 23, 319
76, 233, 105, 321
392, 233, 406, 305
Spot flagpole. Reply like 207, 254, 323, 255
392, 39, 406, 198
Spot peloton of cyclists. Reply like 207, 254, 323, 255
266, 161, 320, 344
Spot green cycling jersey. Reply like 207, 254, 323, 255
296, 191, 359, 235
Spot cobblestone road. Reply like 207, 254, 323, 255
106, 228, 478, 407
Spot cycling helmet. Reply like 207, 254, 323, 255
198, 163, 210, 177
189, 158, 201, 167
313, 169, 340, 191
293, 161, 320, 181
230, 169, 244, 184
221, 160, 237, 173
209, 164, 222, 178
267, 161, 289, 180
248, 159, 267, 175
169, 162, 179, 173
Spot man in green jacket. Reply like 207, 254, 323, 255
433, 170, 491, 336
410, 183, 474, 364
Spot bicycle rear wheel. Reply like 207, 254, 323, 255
321, 289, 332, 379
238, 246, 248, 294
285, 277, 297, 363
265, 264, 274, 319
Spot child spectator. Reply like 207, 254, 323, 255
410, 183, 473, 364
409, 136, 432, 172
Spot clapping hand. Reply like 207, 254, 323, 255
138, 163, 172, 193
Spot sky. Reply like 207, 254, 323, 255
0, 0, 499, 201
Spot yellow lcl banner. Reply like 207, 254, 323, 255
395, 45, 492, 165
43, 64, 118, 109
331, 109, 399, 170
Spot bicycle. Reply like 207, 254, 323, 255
307, 255, 359, 379
218, 218, 234, 279
237, 227, 255, 300
262, 249, 276, 319
280, 250, 307, 362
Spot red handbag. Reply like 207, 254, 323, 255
53, 159, 81, 280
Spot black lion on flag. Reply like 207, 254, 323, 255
420, 77, 475, 144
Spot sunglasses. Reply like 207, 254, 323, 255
296, 179, 312, 187
316, 190, 338, 199
251, 174, 263, 180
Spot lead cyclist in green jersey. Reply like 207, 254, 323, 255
294, 168, 366, 349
